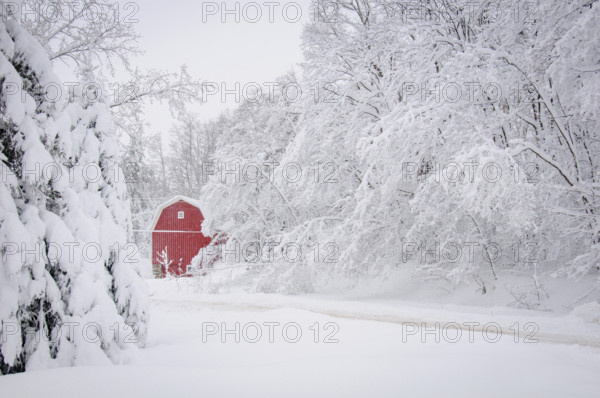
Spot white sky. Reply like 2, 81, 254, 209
129, 0, 313, 141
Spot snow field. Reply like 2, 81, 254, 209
2, 279, 599, 397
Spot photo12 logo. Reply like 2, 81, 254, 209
1, 241, 139, 265
201, 2, 303, 23
401, 321, 540, 344
200, 81, 340, 105
202, 321, 340, 343
0, 1, 140, 24
399, 81, 538, 105
0, 160, 141, 185
381, 1, 539, 24
401, 161, 540, 184
200, 160, 340, 184
1, 320, 142, 345
201, 240, 340, 264
2, 80, 140, 105
400, 241, 540, 265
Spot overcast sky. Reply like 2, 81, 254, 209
129, 0, 312, 140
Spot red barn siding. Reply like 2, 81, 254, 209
151, 198, 211, 277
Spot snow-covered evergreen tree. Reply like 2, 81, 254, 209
0, 16, 148, 374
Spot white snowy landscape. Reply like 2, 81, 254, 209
2, 0, 600, 396
3, 278, 600, 397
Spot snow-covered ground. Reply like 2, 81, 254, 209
2, 278, 600, 397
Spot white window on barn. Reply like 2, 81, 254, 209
178, 211, 184, 219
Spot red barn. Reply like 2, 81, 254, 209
150, 196, 212, 277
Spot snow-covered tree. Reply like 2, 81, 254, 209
198, 0, 600, 306
0, 15, 147, 374
167, 110, 216, 198
17, 0, 203, 256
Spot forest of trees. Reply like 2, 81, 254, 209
121, 0, 600, 308
192, 0, 600, 307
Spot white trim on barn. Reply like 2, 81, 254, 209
148, 195, 204, 232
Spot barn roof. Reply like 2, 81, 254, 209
148, 195, 204, 231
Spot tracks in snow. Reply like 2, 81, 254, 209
151, 296, 600, 349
